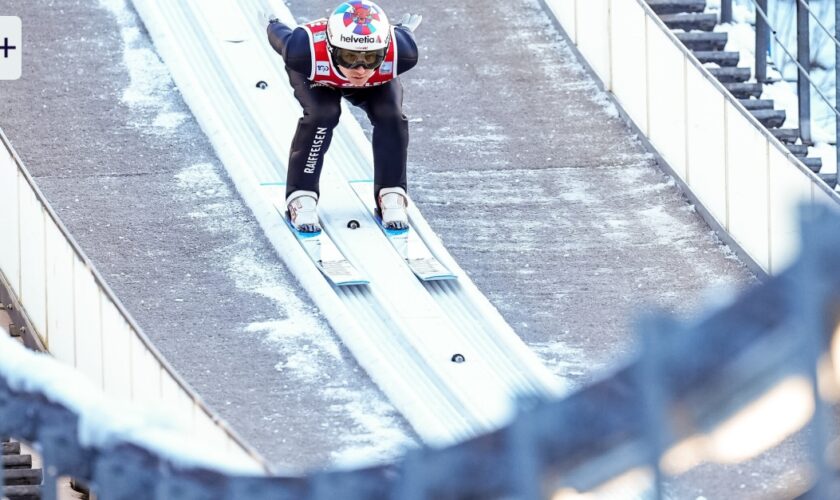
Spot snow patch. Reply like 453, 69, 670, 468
436, 129, 506, 146
176, 164, 234, 200
811, 142, 837, 174
530, 341, 597, 387
97, 0, 134, 25
153, 112, 189, 130
638, 205, 695, 247
590, 91, 620, 119
0, 335, 260, 474
326, 387, 415, 468
717, 22, 757, 75
97, 0, 186, 135
762, 81, 802, 129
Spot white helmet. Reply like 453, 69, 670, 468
326, 1, 391, 52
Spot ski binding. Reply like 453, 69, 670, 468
263, 185, 368, 287
349, 180, 457, 282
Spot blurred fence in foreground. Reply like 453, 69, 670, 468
3, 204, 840, 498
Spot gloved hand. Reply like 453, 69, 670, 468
396, 13, 422, 32
259, 9, 280, 27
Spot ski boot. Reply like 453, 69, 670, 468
287, 190, 321, 233
378, 187, 409, 230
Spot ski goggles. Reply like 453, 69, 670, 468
332, 47, 386, 70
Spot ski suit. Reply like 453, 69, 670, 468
267, 19, 419, 200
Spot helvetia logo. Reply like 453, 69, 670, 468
340, 33, 376, 45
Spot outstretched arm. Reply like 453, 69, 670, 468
267, 20, 312, 76
394, 25, 419, 74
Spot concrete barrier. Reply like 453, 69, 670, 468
543, 0, 840, 275
0, 128, 267, 471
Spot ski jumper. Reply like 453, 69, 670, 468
267, 19, 419, 200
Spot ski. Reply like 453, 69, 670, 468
262, 185, 369, 287
349, 180, 457, 281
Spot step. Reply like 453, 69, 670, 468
3, 485, 40, 500
786, 144, 809, 156
660, 12, 718, 31
71, 478, 91, 496
819, 173, 838, 188
749, 109, 786, 128
709, 67, 751, 83
2, 441, 21, 455
723, 82, 763, 98
647, 0, 707, 15
3, 454, 32, 468
676, 32, 728, 51
772, 128, 800, 144
694, 50, 740, 67
3, 468, 43, 486
800, 157, 822, 173
738, 98, 775, 110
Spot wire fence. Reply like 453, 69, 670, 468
3, 204, 840, 498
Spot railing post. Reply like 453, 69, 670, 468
721, 0, 733, 24
0, 438, 4, 500
794, 206, 840, 500
755, 0, 769, 83
638, 315, 674, 500
836, 0, 839, 173
797, 0, 812, 144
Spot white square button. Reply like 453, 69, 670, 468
0, 16, 21, 80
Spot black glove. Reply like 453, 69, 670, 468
396, 13, 422, 32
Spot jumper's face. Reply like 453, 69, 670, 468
340, 65, 376, 86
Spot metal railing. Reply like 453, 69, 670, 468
723, 0, 840, 171
3, 204, 840, 498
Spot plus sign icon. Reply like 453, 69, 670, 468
0, 16, 21, 80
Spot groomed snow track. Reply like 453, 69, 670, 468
129, 0, 564, 445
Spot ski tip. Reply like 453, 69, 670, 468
419, 274, 458, 282
334, 279, 371, 286
383, 226, 410, 236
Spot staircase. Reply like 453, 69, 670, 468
3, 437, 42, 500
2, 314, 43, 499
647, 0, 838, 188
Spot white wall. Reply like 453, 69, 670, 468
543, 0, 840, 274
0, 129, 265, 471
